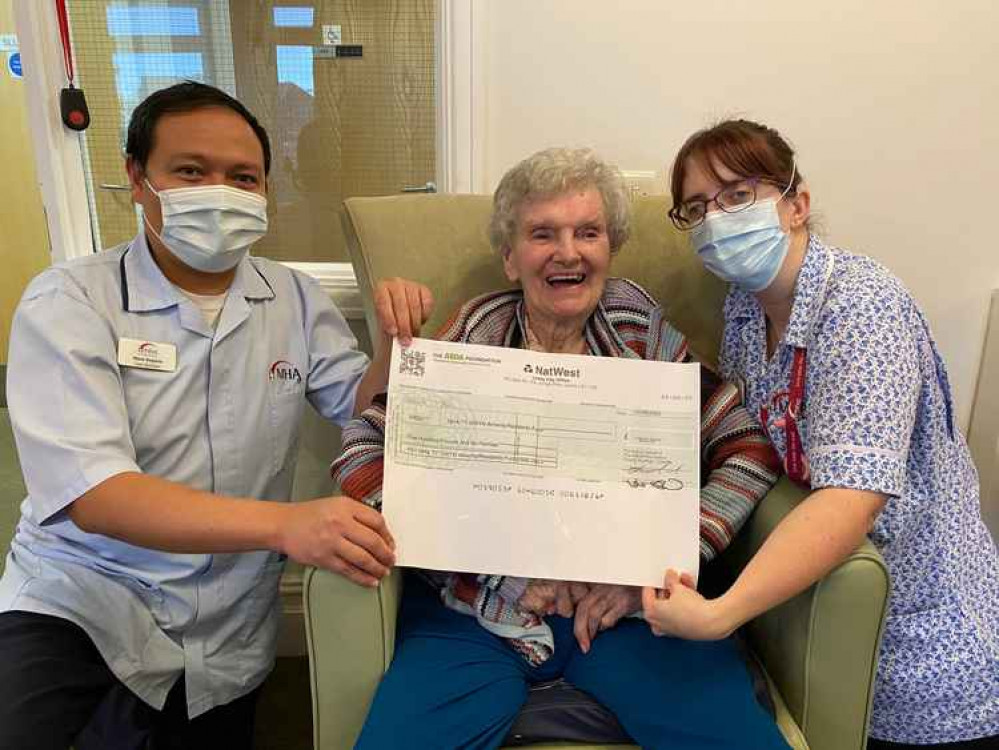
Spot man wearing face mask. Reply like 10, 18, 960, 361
0, 82, 432, 750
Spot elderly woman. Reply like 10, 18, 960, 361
643, 120, 999, 749
333, 148, 789, 749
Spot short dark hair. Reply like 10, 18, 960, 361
125, 81, 271, 175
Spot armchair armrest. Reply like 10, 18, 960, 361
718, 478, 891, 750
303, 480, 889, 750
304, 567, 404, 750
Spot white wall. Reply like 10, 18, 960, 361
481, 0, 999, 430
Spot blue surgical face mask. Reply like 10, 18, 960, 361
144, 180, 268, 273
690, 198, 790, 292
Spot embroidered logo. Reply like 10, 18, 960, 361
269, 359, 303, 396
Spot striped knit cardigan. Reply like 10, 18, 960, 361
333, 278, 780, 664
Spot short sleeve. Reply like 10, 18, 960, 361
299, 274, 369, 425
805, 278, 920, 497
7, 276, 140, 523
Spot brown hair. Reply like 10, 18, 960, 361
669, 119, 803, 207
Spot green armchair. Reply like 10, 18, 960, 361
303, 194, 890, 750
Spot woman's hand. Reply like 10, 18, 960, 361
518, 579, 557, 616
374, 277, 433, 346
642, 489, 886, 640
641, 569, 733, 641
573, 584, 642, 653
519, 579, 589, 617
518, 580, 589, 617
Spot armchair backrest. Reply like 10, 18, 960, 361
342, 194, 729, 367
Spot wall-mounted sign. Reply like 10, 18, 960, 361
322, 24, 341, 45
7, 51, 22, 79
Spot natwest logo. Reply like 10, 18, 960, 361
524, 363, 581, 379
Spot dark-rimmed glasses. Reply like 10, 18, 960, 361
668, 177, 787, 231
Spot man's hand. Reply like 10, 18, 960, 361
641, 569, 732, 641
374, 277, 433, 346
519, 580, 589, 617
573, 584, 642, 653
279, 496, 395, 587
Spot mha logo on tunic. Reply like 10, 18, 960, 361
269, 359, 303, 395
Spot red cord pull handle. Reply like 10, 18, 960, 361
55, 0, 90, 131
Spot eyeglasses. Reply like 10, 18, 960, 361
668, 177, 784, 231
669, 158, 797, 231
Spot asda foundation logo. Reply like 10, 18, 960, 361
269, 360, 303, 395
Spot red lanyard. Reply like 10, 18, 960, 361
54, 0, 91, 131
55, 0, 76, 85
760, 347, 810, 488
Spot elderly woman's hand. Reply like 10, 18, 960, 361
519, 579, 589, 618
373, 277, 434, 346
573, 584, 642, 653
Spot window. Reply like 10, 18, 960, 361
68, 0, 436, 263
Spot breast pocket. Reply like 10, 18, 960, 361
268, 386, 306, 477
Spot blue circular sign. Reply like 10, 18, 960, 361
8, 51, 22, 79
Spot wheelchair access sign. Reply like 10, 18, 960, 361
6, 51, 21, 79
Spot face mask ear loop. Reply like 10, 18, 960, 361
144, 214, 169, 247
778, 158, 797, 200
141, 178, 169, 244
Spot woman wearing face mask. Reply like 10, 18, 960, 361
642, 119, 998, 749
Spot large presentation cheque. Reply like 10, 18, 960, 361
382, 338, 701, 587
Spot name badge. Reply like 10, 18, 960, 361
117, 338, 177, 372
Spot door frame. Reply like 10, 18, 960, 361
14, 0, 486, 312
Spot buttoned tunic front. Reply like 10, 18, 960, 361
0, 233, 367, 717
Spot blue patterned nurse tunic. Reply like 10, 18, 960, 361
719, 236, 999, 743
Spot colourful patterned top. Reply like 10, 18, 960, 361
334, 277, 780, 664
720, 236, 999, 744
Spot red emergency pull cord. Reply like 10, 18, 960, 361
55, 0, 75, 85
55, 0, 91, 131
